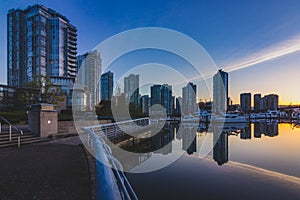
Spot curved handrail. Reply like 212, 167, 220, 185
82, 124, 140, 200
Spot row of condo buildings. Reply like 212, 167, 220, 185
97, 71, 197, 117
240, 93, 279, 113
2, 4, 103, 111
0, 4, 279, 114
213, 69, 279, 114
1, 3, 199, 115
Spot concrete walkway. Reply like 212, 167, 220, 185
0, 137, 92, 200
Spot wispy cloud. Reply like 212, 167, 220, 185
222, 35, 300, 73
159, 34, 300, 90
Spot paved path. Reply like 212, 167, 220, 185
0, 137, 91, 200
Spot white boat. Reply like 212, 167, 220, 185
150, 119, 159, 124
250, 113, 266, 119
265, 110, 280, 118
212, 113, 248, 123
198, 109, 211, 121
181, 115, 199, 123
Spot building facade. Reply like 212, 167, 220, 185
140, 95, 150, 115
182, 82, 197, 116
124, 74, 139, 106
254, 93, 279, 111
150, 84, 174, 116
101, 71, 113, 101
7, 4, 77, 88
264, 94, 279, 110
151, 85, 162, 106
0, 84, 16, 111
161, 84, 173, 115
77, 50, 101, 109
254, 94, 261, 111
213, 69, 228, 114
240, 93, 251, 113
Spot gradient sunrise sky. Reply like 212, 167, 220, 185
1, 0, 300, 105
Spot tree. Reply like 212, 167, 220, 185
19, 75, 66, 108
95, 100, 113, 117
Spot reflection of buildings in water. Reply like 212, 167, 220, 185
152, 123, 175, 155
211, 122, 279, 166
114, 149, 152, 171
197, 122, 209, 133
120, 121, 280, 170
294, 123, 300, 129
254, 123, 263, 138
214, 123, 248, 135
240, 125, 251, 140
181, 126, 197, 155
254, 122, 278, 138
115, 123, 177, 171
265, 122, 278, 137
213, 127, 228, 166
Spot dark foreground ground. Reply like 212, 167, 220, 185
0, 137, 91, 200
127, 155, 300, 200
2, 136, 300, 200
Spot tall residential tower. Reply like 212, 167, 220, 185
101, 71, 113, 101
7, 4, 77, 88
77, 50, 101, 109
240, 93, 251, 113
213, 69, 228, 114
182, 82, 197, 116
124, 74, 139, 106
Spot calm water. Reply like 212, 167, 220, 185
117, 121, 300, 177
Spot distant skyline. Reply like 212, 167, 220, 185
1, 0, 300, 104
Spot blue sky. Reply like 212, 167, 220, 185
1, 0, 300, 104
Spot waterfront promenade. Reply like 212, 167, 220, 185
0, 137, 92, 200
1, 121, 300, 200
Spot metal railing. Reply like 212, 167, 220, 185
85, 117, 150, 138
82, 128, 139, 200
0, 116, 24, 147
81, 118, 150, 200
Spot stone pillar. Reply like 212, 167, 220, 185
28, 103, 58, 138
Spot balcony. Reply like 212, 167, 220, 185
68, 43, 77, 50
68, 54, 76, 59
68, 39, 77, 46
68, 48, 77, 54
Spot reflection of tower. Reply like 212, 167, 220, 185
182, 126, 197, 155
254, 123, 263, 138
240, 125, 251, 139
265, 122, 279, 137
213, 70, 228, 114
213, 127, 228, 165
176, 123, 183, 140
153, 123, 174, 155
